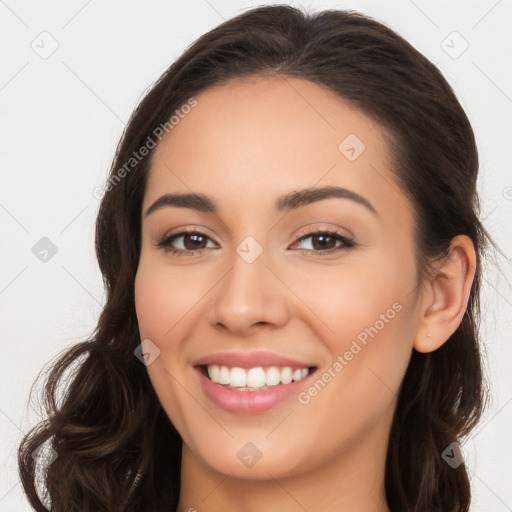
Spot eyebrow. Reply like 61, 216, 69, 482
144, 185, 377, 217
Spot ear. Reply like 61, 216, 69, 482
414, 235, 477, 353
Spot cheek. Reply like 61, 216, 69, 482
134, 256, 208, 343
281, 291, 415, 472
287, 248, 418, 410
134, 257, 201, 435
288, 251, 417, 350
134, 266, 174, 341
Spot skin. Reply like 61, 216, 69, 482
134, 76, 476, 512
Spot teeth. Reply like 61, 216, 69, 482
206, 364, 311, 390
230, 367, 246, 387
266, 367, 281, 386
208, 364, 220, 383
280, 367, 293, 385
247, 367, 266, 388
218, 366, 230, 385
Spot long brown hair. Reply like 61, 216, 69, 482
19, 5, 489, 511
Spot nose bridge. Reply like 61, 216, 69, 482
207, 236, 289, 334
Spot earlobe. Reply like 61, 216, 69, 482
414, 235, 476, 353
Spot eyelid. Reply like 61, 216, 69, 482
293, 224, 353, 241
159, 225, 220, 244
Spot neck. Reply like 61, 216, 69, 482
176, 426, 390, 512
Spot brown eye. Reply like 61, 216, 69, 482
157, 230, 217, 255
292, 230, 355, 254
180, 233, 208, 250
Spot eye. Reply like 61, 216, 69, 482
156, 228, 218, 256
290, 228, 355, 255
156, 226, 356, 257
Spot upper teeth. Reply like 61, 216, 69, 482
207, 365, 310, 389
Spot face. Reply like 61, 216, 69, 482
135, 76, 423, 480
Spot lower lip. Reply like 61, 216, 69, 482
195, 367, 316, 414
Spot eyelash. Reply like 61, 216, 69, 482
156, 227, 356, 257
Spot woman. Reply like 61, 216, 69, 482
18, 5, 490, 511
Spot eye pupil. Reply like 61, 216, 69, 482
184, 233, 206, 250
312, 234, 335, 251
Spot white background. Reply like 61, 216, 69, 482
1, 1, 511, 510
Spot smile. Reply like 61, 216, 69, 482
202, 364, 313, 390
195, 363, 317, 414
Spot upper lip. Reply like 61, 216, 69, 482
192, 351, 316, 369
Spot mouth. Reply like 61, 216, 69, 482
194, 363, 318, 414
196, 364, 317, 391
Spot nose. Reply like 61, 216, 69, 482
206, 247, 290, 337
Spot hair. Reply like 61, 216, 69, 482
18, 4, 490, 511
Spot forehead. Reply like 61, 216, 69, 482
145, 76, 407, 224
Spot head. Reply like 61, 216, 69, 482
19, 5, 488, 512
